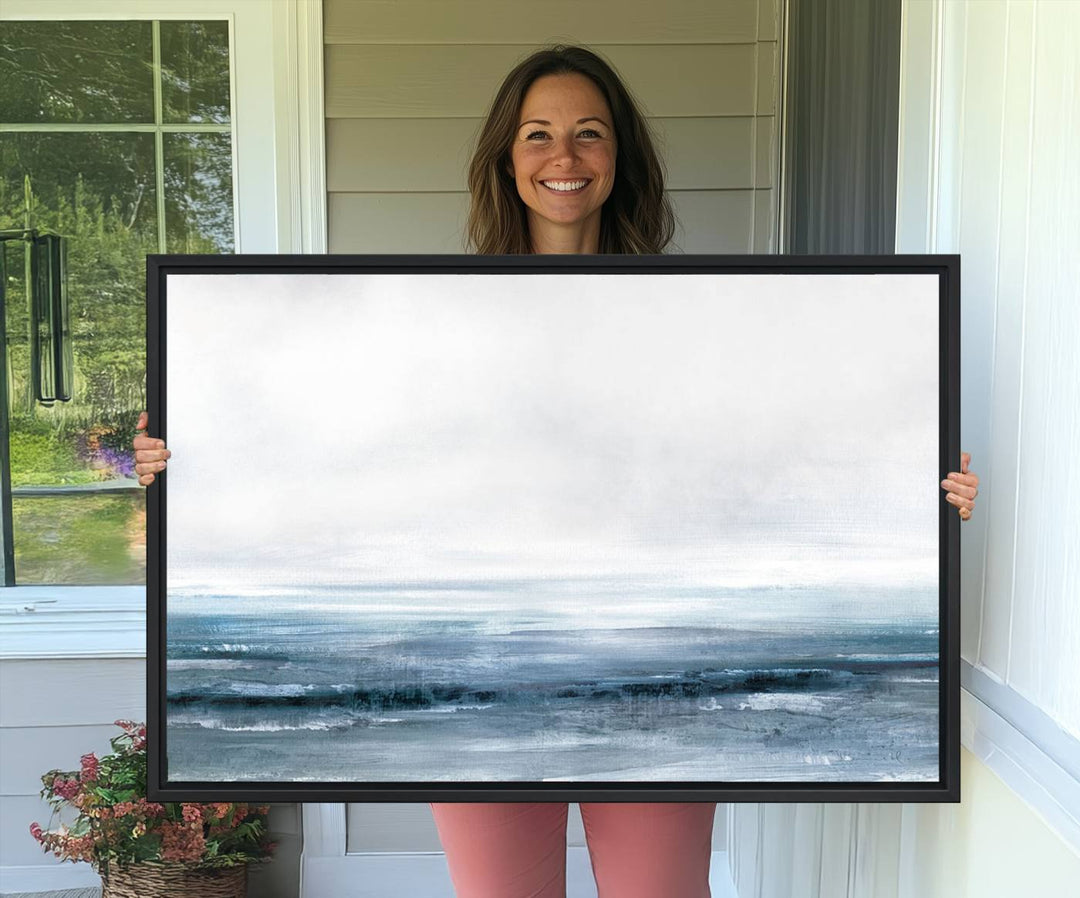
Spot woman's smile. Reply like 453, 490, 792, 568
540, 178, 592, 194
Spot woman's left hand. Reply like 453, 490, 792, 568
941, 452, 979, 521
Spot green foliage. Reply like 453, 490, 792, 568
9, 429, 92, 485
12, 493, 145, 584
0, 22, 156, 124
1, 160, 152, 425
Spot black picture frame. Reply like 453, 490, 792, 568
147, 253, 960, 803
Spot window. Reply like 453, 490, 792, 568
0, 19, 235, 585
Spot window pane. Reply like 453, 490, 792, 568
1, 133, 157, 485
2, 132, 155, 585
1, 19, 235, 587
12, 492, 146, 585
0, 21, 154, 124
164, 133, 235, 252
160, 21, 231, 124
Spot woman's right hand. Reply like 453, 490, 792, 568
133, 411, 171, 486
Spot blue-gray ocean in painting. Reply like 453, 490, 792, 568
166, 579, 940, 783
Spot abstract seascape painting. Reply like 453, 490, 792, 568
148, 255, 960, 803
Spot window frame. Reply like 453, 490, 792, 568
0, 0, 326, 653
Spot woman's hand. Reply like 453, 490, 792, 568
133, 410, 171, 486
941, 451, 979, 521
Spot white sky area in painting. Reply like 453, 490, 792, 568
165, 272, 940, 592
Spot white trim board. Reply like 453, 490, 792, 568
0, 588, 145, 659
895, 0, 944, 253
962, 660, 1080, 785
960, 675, 1080, 855
272, 0, 328, 254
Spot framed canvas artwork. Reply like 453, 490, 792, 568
147, 254, 960, 803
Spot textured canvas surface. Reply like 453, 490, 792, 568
161, 270, 941, 786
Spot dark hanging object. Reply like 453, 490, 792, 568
30, 233, 73, 404
0, 243, 15, 585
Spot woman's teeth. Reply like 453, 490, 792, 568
542, 180, 589, 192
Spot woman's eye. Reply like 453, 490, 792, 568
524, 129, 602, 140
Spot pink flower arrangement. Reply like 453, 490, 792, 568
80, 753, 100, 782
30, 720, 275, 877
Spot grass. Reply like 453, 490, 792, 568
13, 493, 146, 584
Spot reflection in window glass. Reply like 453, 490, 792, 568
0, 21, 154, 124
160, 21, 232, 124
0, 133, 158, 246
1, 131, 157, 484
1, 19, 234, 586
12, 493, 146, 585
164, 133, 235, 253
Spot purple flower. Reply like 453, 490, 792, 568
98, 446, 136, 479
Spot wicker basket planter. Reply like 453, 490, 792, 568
100, 861, 247, 897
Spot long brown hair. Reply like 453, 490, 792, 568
465, 45, 677, 254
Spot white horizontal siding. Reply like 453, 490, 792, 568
0, 660, 145, 729
328, 191, 467, 253
324, 0, 762, 45
0, 724, 124, 796
0, 660, 144, 869
328, 188, 761, 254
325, 44, 765, 119
324, 0, 781, 257
326, 117, 772, 192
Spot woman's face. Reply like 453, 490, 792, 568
508, 73, 617, 240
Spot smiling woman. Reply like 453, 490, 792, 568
507, 73, 618, 252
465, 45, 675, 255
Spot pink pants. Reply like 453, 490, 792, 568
429, 802, 716, 898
